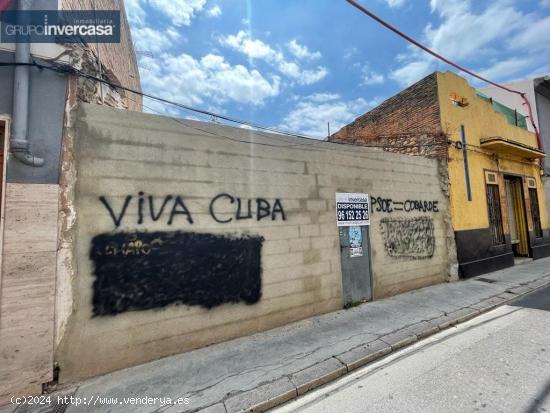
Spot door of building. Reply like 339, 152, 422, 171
505, 176, 530, 256
338, 225, 373, 307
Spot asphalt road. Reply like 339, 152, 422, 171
274, 285, 550, 413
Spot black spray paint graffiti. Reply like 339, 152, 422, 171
371, 197, 439, 214
209, 193, 285, 223
379, 217, 435, 259
90, 231, 264, 316
99, 193, 286, 228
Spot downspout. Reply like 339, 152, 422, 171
10, 0, 44, 167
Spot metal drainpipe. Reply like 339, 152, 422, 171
10, 0, 44, 167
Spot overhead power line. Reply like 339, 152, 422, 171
0, 60, 446, 152
344, 0, 543, 154
2, 61, 316, 141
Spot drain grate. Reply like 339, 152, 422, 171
476, 277, 498, 284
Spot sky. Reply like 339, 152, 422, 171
125, 0, 550, 138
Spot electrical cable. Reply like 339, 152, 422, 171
345, 0, 544, 154
140, 99, 446, 155
0, 60, 468, 162
0, 61, 446, 151
448, 140, 541, 168
0, 61, 320, 141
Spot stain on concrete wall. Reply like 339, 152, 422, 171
91, 231, 263, 316
380, 217, 435, 259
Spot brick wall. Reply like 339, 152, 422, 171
56, 103, 453, 383
62, 0, 142, 111
331, 73, 446, 158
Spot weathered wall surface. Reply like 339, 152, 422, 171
480, 79, 539, 133
331, 73, 447, 159
63, 0, 142, 111
438, 71, 549, 231
439, 71, 550, 276
57, 103, 452, 383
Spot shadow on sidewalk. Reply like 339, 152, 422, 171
510, 285, 550, 312
523, 378, 550, 413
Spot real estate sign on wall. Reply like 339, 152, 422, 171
335, 193, 370, 227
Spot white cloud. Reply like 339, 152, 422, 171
132, 27, 180, 54
384, 0, 406, 8
307, 93, 340, 102
479, 58, 532, 80
429, 0, 470, 17
220, 30, 282, 61
148, 0, 206, 26
127, 0, 206, 28
206, 4, 222, 18
425, 2, 523, 61
300, 67, 329, 85
125, 0, 146, 26
344, 47, 358, 60
280, 94, 378, 138
287, 40, 322, 60
219, 30, 328, 85
361, 67, 384, 86
390, 59, 433, 86
139, 53, 280, 108
390, 1, 548, 86
513, 16, 550, 51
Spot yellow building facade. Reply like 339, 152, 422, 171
334, 71, 550, 277
439, 72, 549, 276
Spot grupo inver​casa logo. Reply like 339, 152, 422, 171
0, 6, 120, 43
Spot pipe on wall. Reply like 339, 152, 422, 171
10, 0, 44, 167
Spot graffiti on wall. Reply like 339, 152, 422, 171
99, 193, 286, 228
371, 196, 439, 214
379, 217, 435, 259
90, 231, 264, 316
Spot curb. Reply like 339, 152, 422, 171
197, 275, 550, 413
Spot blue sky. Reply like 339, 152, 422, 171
126, 0, 550, 138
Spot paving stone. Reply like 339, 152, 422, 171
380, 329, 418, 350
405, 321, 440, 340
527, 279, 550, 290
446, 307, 480, 324
198, 403, 227, 413
224, 377, 296, 413
469, 296, 507, 311
429, 314, 456, 330
335, 339, 391, 372
497, 292, 517, 301
506, 285, 533, 295
290, 358, 347, 395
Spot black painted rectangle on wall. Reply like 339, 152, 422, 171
90, 231, 264, 316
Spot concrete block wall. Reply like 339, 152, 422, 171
56, 103, 452, 383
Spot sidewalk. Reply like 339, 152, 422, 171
5, 257, 550, 413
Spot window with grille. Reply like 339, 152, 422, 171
529, 188, 543, 238
486, 183, 505, 245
